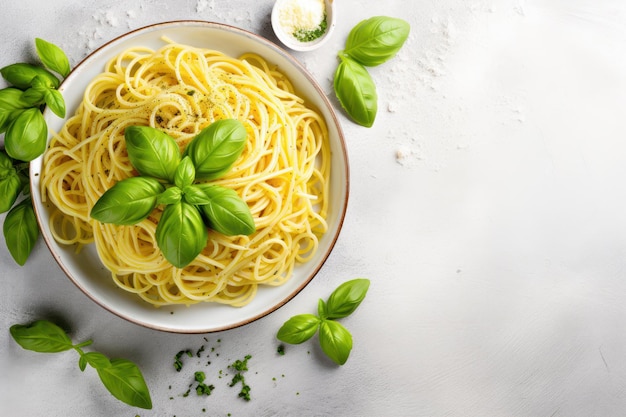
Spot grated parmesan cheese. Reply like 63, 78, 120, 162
278, 0, 326, 37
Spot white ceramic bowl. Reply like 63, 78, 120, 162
30, 21, 349, 333
271, 0, 336, 51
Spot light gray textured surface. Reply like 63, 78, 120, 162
3, 0, 626, 416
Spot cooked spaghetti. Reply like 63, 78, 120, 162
41, 40, 330, 307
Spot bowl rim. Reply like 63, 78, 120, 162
30, 20, 350, 333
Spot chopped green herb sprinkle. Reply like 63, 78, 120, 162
174, 349, 193, 372
230, 355, 251, 372
196, 345, 205, 357
277, 344, 285, 355
293, 15, 328, 43
228, 355, 252, 401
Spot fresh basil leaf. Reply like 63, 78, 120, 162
96, 358, 152, 410
32, 74, 50, 90
21, 75, 51, 107
0, 87, 31, 110
276, 314, 320, 344
318, 298, 328, 320
195, 184, 255, 236
343, 16, 410, 67
325, 278, 370, 319
155, 201, 208, 268
181, 185, 211, 206
318, 320, 353, 365
0, 110, 8, 133
157, 186, 182, 205
333, 56, 378, 127
0, 152, 21, 213
21, 87, 46, 107
78, 355, 88, 372
185, 119, 247, 180
3, 197, 39, 265
9, 320, 73, 353
17, 170, 30, 194
174, 156, 195, 190
44, 88, 66, 118
4, 107, 48, 161
0, 150, 15, 178
0, 62, 60, 89
35, 38, 71, 78
0, 88, 31, 133
0, 172, 22, 213
90, 177, 164, 225
125, 125, 180, 183
83, 351, 112, 370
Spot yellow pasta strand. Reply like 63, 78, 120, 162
41, 41, 330, 307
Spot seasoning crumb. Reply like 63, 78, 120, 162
196, 345, 205, 357
277, 344, 285, 355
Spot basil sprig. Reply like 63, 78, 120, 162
333, 16, 410, 127
277, 278, 370, 365
1, 39, 70, 266
91, 120, 255, 268
10, 320, 152, 409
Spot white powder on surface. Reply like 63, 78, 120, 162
278, 0, 325, 35
196, 0, 214, 13
395, 145, 424, 168
415, 15, 458, 91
